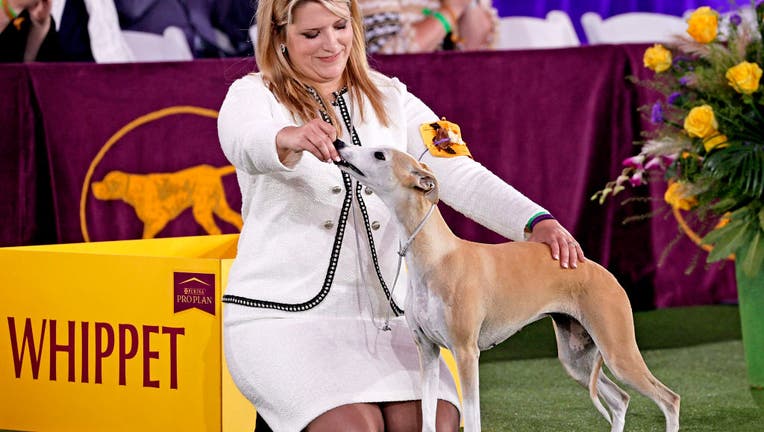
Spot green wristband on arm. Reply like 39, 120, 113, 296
525, 212, 556, 234
422, 8, 453, 35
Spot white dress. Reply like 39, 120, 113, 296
218, 71, 548, 431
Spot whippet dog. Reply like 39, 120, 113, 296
334, 141, 680, 432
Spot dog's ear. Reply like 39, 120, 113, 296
412, 167, 439, 204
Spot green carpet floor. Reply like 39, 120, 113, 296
479, 340, 763, 431
474, 305, 762, 430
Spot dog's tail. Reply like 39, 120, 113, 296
217, 165, 237, 176
589, 353, 611, 424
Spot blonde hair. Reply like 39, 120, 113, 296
255, 0, 390, 134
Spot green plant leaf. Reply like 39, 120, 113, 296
740, 229, 764, 277
703, 220, 751, 262
704, 145, 764, 199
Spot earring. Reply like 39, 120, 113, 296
280, 43, 287, 55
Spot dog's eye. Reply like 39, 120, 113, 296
374, 151, 386, 161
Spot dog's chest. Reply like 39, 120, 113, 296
406, 281, 451, 348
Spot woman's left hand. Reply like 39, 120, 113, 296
528, 219, 585, 269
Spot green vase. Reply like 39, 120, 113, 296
736, 264, 764, 409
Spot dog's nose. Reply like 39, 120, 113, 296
334, 139, 347, 150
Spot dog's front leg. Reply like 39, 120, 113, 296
412, 328, 440, 432
453, 344, 481, 432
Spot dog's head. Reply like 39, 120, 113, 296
334, 140, 439, 205
92, 170, 129, 200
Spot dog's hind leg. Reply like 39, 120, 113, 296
596, 340, 679, 432
213, 199, 243, 230
579, 289, 680, 432
551, 314, 630, 432
590, 356, 631, 432
412, 328, 441, 432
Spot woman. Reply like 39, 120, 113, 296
218, 0, 585, 430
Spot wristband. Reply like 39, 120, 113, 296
525, 212, 556, 233
1, 0, 18, 19
422, 8, 453, 35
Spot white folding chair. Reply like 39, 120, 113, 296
249, 24, 258, 49
495, 10, 580, 50
582, 12, 687, 44
121, 26, 194, 62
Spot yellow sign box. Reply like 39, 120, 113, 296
0, 235, 462, 431
0, 235, 255, 432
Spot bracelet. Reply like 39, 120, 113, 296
1, 0, 18, 19
422, 8, 453, 35
525, 212, 556, 233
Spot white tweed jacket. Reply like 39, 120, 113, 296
217, 71, 548, 318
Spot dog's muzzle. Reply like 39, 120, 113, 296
333, 139, 365, 177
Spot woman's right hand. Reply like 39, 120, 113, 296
275, 119, 339, 166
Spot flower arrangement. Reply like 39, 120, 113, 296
593, 4, 764, 277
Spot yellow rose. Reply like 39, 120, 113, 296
664, 182, 698, 211
725, 61, 763, 94
703, 134, 728, 152
683, 105, 718, 138
643, 44, 673, 73
686, 6, 718, 43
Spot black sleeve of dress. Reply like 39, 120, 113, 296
35, 17, 64, 62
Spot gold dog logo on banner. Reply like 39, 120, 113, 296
80, 106, 242, 242
91, 165, 242, 239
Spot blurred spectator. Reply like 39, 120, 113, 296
51, 0, 132, 62
114, 0, 256, 58
51, 0, 132, 63
215, 0, 257, 56
1, 0, 61, 62
360, 0, 498, 53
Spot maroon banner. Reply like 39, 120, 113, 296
27, 60, 253, 243
0, 64, 49, 246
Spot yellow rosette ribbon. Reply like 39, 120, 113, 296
686, 6, 718, 44
726, 61, 763, 94
643, 44, 672, 73
419, 118, 472, 158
